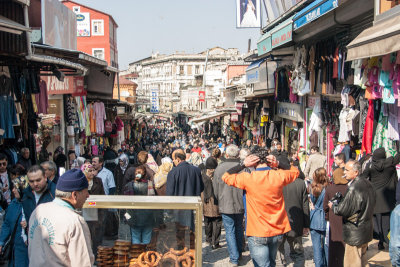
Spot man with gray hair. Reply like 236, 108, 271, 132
28, 169, 93, 266
329, 160, 375, 267
41, 161, 59, 184
213, 144, 244, 266
18, 147, 32, 172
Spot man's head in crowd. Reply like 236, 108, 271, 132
27, 165, 48, 194
0, 153, 8, 173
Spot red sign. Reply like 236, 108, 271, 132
41, 76, 86, 95
199, 90, 205, 102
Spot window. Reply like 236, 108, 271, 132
187, 65, 192, 75
195, 65, 200, 74
92, 48, 105, 60
179, 66, 184, 75
72, 6, 80, 13
92, 20, 104, 36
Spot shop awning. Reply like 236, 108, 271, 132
347, 15, 400, 61
191, 112, 227, 124
293, 0, 338, 30
26, 54, 88, 75
246, 59, 266, 71
0, 15, 30, 35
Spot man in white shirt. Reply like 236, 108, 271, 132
92, 156, 116, 195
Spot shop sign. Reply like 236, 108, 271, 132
150, 89, 159, 113
74, 77, 85, 95
257, 35, 271, 56
76, 12, 90, 37
246, 69, 259, 84
42, 76, 84, 95
199, 90, 205, 102
293, 0, 339, 30
271, 23, 292, 49
276, 102, 303, 122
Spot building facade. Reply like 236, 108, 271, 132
124, 47, 247, 114
62, 0, 119, 68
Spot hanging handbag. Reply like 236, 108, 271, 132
0, 213, 22, 263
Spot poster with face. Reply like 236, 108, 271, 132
236, 0, 261, 28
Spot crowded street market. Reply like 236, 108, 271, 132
1, 0, 400, 266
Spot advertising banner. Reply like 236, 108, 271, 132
42, 0, 77, 50
236, 0, 261, 28
150, 89, 160, 113
42, 76, 86, 95
199, 90, 206, 102
76, 12, 90, 37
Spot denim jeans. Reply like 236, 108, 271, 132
248, 235, 283, 267
310, 229, 328, 267
130, 226, 153, 244
221, 213, 244, 264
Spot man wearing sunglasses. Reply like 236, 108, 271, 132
0, 153, 12, 207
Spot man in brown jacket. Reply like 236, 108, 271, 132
304, 146, 327, 181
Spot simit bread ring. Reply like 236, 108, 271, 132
170, 247, 187, 256
178, 254, 192, 267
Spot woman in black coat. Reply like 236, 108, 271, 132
360, 147, 400, 249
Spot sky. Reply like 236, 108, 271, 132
74, 0, 262, 70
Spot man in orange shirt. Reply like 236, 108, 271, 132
222, 149, 299, 267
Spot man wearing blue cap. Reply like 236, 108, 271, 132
28, 169, 94, 267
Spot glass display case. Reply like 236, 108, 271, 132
82, 195, 203, 267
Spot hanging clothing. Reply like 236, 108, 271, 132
362, 100, 374, 154
35, 80, 49, 114
372, 103, 397, 156
89, 103, 96, 134
94, 102, 106, 135
0, 96, 18, 139
387, 104, 399, 141
310, 98, 323, 132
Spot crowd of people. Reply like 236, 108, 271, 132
0, 127, 398, 267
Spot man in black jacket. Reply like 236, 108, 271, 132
330, 160, 375, 267
278, 166, 310, 266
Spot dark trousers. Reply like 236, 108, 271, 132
204, 216, 222, 246
87, 221, 104, 256
373, 212, 391, 244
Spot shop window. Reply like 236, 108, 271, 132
92, 48, 105, 60
92, 20, 104, 36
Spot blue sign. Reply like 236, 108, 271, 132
150, 89, 159, 113
246, 69, 259, 83
293, 0, 338, 30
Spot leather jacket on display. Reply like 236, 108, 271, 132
333, 176, 376, 247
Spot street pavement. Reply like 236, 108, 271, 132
109, 220, 392, 266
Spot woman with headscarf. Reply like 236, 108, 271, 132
153, 157, 173, 196
146, 154, 159, 174
114, 154, 133, 195
81, 162, 105, 256
360, 147, 400, 250
323, 167, 348, 267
